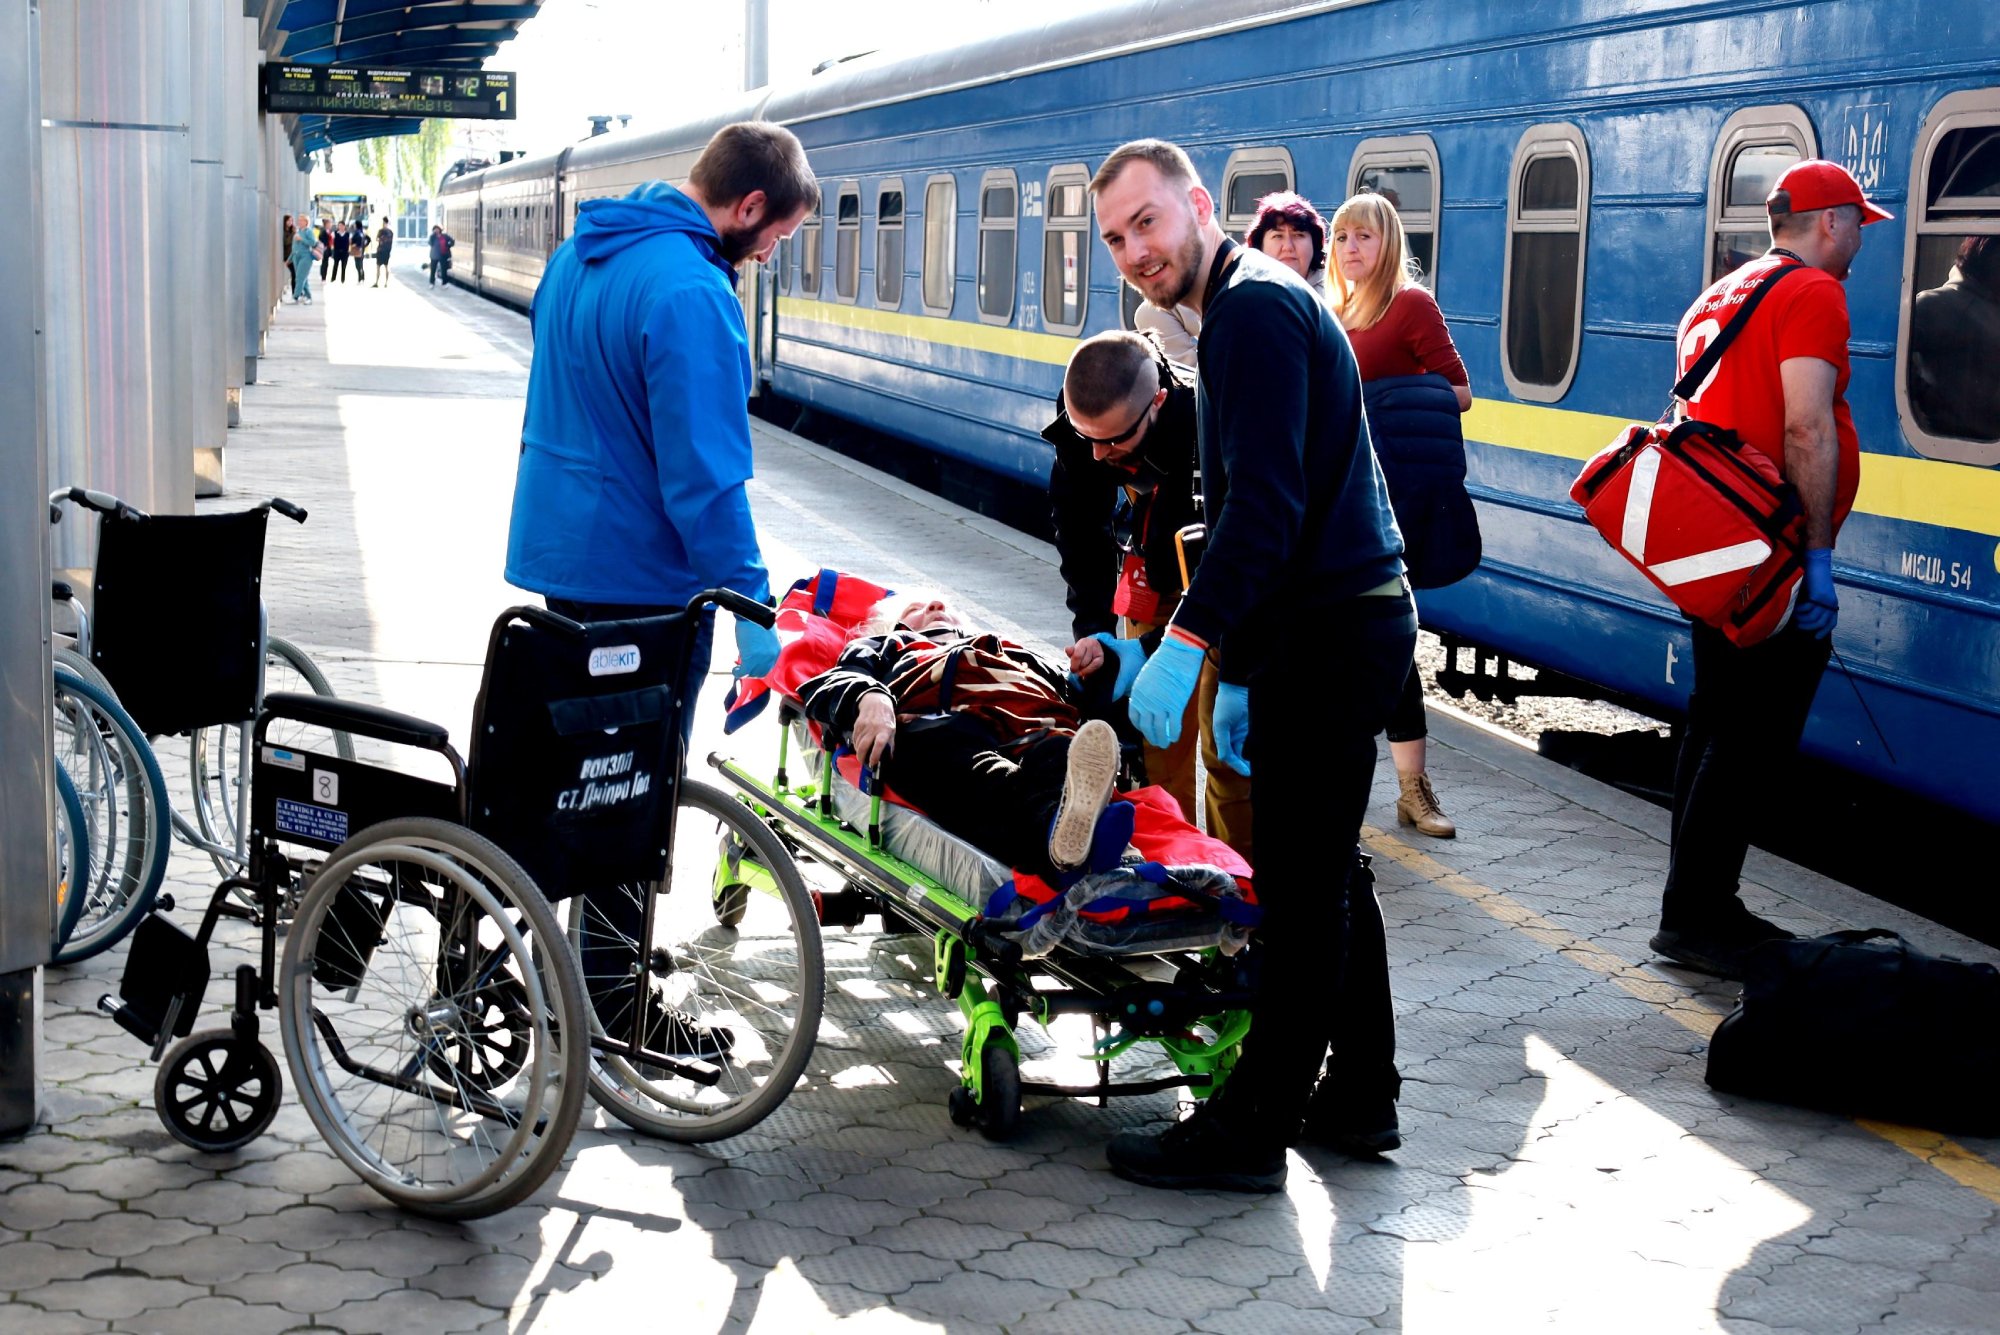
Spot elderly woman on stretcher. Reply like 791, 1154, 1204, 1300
787, 590, 1256, 954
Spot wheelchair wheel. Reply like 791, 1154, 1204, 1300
52, 767, 90, 955
50, 666, 170, 966
155, 1029, 283, 1152
191, 635, 355, 878
278, 818, 588, 1219
52, 646, 117, 703
568, 780, 823, 1143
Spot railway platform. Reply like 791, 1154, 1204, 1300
6, 264, 2000, 1335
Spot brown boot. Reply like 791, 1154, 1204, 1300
1396, 772, 1456, 838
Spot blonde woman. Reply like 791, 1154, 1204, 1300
1326, 192, 1480, 838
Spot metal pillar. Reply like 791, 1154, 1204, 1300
744, 0, 769, 90
42, 0, 195, 575
235, 17, 263, 387
222, 15, 248, 426
191, 0, 229, 496
1, 0, 55, 1138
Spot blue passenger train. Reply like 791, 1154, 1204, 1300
438, 0, 2000, 827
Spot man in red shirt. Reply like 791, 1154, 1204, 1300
1652, 160, 1891, 979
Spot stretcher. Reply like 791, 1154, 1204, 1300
707, 572, 1256, 1137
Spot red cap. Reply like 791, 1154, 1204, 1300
1767, 159, 1893, 225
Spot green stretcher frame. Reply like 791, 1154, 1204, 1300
706, 714, 1251, 1131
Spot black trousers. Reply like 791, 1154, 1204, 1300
430, 258, 447, 285
1662, 620, 1830, 929
1383, 660, 1428, 744
332, 254, 348, 282
352, 254, 366, 280
1221, 593, 1417, 1138
546, 597, 717, 1012
883, 714, 1075, 881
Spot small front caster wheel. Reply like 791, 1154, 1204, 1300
946, 1084, 978, 1128
155, 1029, 282, 1152
974, 1045, 1021, 1142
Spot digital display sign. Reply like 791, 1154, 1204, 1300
262, 63, 516, 120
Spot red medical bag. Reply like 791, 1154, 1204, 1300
1569, 266, 1807, 647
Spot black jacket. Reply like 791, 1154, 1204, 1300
1177, 247, 1405, 679
1361, 373, 1481, 590
1045, 355, 1201, 642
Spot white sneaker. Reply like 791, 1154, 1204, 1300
1049, 719, 1119, 871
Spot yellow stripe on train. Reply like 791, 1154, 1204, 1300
777, 298, 2000, 539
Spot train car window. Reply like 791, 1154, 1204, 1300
1348, 134, 1442, 291
1899, 90, 2000, 465
777, 236, 792, 294
876, 182, 905, 308
1042, 167, 1090, 334
1118, 281, 1144, 331
1705, 106, 1816, 283
799, 201, 822, 297
1220, 147, 1295, 237
1501, 124, 1591, 403
834, 184, 861, 303
977, 169, 1017, 324
922, 175, 956, 316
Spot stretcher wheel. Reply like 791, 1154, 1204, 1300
155, 1029, 282, 1152
973, 1045, 1021, 1141
947, 1085, 978, 1128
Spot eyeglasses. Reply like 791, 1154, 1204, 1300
1069, 400, 1152, 450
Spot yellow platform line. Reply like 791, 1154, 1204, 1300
1361, 824, 2000, 1207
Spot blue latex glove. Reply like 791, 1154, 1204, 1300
1212, 682, 1251, 776
1092, 633, 1147, 701
1127, 636, 1204, 749
1794, 548, 1837, 639
733, 616, 781, 679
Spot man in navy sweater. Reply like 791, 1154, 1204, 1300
1094, 140, 1416, 1193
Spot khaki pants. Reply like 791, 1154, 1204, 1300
1126, 617, 1254, 865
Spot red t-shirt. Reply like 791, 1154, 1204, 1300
1674, 254, 1859, 530
1345, 285, 1469, 385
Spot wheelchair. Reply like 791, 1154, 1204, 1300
102, 590, 798, 1218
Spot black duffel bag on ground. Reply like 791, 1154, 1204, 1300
1706, 929, 2000, 1135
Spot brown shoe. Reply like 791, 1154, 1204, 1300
1396, 772, 1456, 838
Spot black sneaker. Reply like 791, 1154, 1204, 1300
596, 987, 736, 1062
1650, 909, 1794, 980
1301, 1082, 1401, 1157
1106, 1101, 1286, 1193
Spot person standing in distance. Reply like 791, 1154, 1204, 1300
373, 216, 394, 287
1651, 159, 1888, 979
1094, 141, 1415, 1193
505, 120, 817, 1057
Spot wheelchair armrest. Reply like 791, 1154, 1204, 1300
261, 691, 451, 751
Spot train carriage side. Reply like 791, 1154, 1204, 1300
435, 176, 481, 295
472, 155, 560, 310
756, 0, 2000, 825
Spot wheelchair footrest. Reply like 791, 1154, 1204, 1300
106, 914, 210, 1046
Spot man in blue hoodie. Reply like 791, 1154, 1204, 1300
506, 120, 818, 1057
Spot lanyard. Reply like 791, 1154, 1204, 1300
1201, 237, 1240, 312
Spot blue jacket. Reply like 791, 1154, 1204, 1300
506, 182, 770, 607
1361, 373, 1481, 590
1176, 247, 1404, 680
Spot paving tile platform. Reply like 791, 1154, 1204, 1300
9, 266, 1999, 1334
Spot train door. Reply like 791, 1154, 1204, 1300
740, 261, 773, 395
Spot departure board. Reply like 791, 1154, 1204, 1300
262, 63, 517, 120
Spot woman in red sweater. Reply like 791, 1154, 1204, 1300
1249, 190, 1471, 838
1328, 192, 1470, 836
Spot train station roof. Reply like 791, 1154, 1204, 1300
271, 0, 547, 154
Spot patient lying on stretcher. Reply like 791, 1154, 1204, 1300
795, 594, 1132, 881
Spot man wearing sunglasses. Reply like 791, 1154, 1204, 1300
1045, 330, 1252, 863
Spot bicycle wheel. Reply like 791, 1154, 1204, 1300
191, 634, 354, 877
279, 818, 588, 1219
52, 766, 90, 955
569, 779, 823, 1142
50, 666, 170, 966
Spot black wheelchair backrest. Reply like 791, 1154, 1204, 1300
466, 606, 698, 897
91, 507, 269, 736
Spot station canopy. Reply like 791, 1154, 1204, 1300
274, 0, 545, 152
